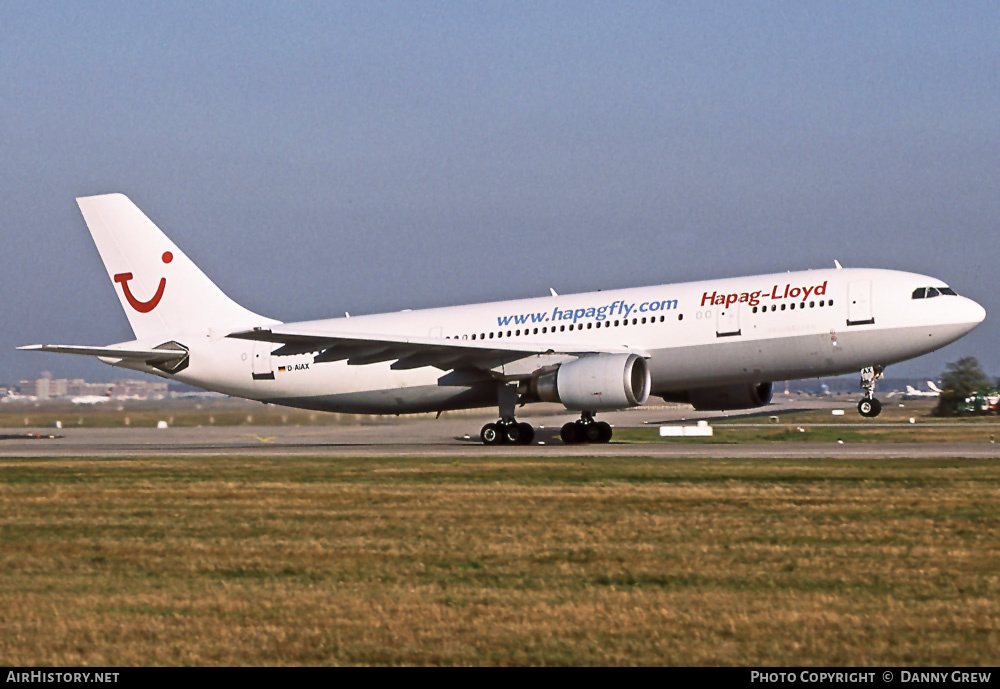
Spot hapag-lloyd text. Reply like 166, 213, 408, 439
702, 280, 828, 309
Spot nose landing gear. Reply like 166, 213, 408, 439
858, 365, 884, 418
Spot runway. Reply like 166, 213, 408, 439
3, 402, 999, 459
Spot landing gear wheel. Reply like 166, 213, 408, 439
517, 422, 535, 445
502, 421, 522, 444
480, 422, 501, 445
595, 421, 613, 443
561, 422, 580, 444
858, 398, 882, 418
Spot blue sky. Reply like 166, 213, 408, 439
3, 1, 998, 384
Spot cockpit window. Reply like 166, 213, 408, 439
912, 286, 958, 299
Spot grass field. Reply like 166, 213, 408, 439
2, 453, 998, 665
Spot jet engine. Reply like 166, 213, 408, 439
529, 353, 651, 411
661, 382, 774, 411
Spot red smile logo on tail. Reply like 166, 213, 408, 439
114, 251, 173, 313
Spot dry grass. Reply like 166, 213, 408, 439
1, 455, 997, 665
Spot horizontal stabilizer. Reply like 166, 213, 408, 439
18, 344, 187, 363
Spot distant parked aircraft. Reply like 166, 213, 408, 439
902, 381, 944, 398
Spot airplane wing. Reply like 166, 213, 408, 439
227, 327, 646, 373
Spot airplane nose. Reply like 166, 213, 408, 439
957, 296, 987, 329
967, 297, 987, 325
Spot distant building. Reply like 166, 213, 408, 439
15, 374, 168, 400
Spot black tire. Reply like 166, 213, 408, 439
858, 398, 882, 418
517, 422, 535, 445
481, 422, 501, 445
596, 421, 613, 443
502, 421, 521, 444
584, 422, 602, 443
560, 422, 579, 444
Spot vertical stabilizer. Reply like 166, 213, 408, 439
77, 194, 277, 340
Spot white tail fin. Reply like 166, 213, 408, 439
77, 194, 277, 340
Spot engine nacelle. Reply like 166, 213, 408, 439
533, 353, 651, 411
662, 382, 774, 411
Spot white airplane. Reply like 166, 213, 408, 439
901, 381, 944, 398
21, 194, 986, 445
70, 395, 111, 405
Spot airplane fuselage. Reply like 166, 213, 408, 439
113, 266, 984, 414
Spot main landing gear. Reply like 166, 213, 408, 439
480, 419, 535, 446
857, 365, 884, 418
480, 382, 536, 446
560, 412, 613, 444
477, 383, 612, 446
